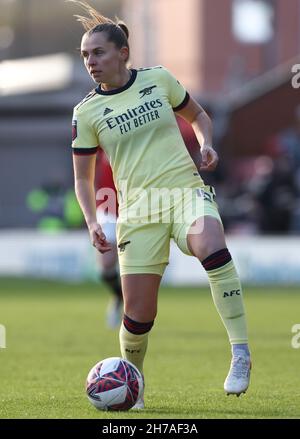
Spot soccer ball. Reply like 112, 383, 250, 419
86, 357, 144, 411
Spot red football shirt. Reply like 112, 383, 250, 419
95, 149, 118, 216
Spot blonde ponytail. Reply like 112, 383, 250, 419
67, 0, 114, 31
68, 0, 130, 62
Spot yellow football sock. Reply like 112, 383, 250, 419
203, 251, 248, 344
119, 322, 150, 374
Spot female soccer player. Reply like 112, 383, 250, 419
70, 1, 251, 408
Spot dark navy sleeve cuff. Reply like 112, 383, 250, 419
72, 146, 99, 155
173, 92, 190, 112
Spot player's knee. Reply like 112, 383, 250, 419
190, 239, 223, 261
124, 297, 157, 322
123, 314, 154, 335
187, 218, 226, 260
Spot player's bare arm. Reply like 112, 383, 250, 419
73, 153, 112, 253
176, 96, 219, 171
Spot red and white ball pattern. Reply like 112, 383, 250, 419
86, 357, 144, 411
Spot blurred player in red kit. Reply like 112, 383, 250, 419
95, 149, 123, 328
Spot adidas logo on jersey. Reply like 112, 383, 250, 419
139, 85, 157, 98
104, 107, 114, 116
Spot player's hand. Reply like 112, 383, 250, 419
88, 222, 112, 254
200, 145, 219, 171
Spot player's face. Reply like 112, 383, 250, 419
81, 32, 126, 83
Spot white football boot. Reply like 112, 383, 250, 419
132, 375, 145, 410
132, 395, 145, 410
224, 351, 252, 397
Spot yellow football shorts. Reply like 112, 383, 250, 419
116, 185, 222, 276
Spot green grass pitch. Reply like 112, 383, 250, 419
0, 277, 299, 419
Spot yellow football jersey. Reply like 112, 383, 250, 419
72, 66, 204, 217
